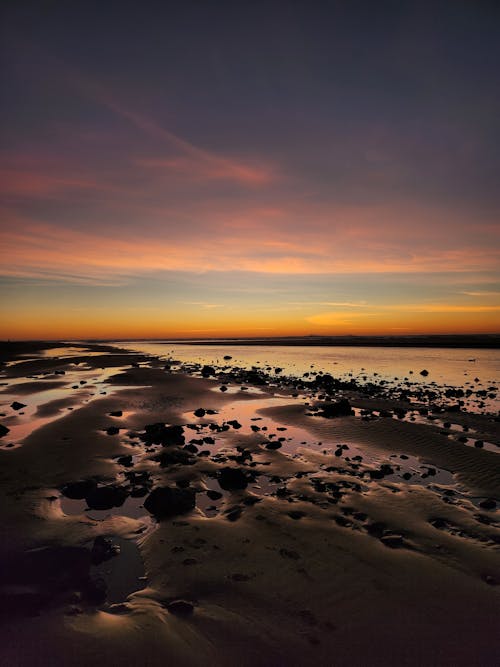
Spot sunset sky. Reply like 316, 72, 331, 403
1, 1, 499, 339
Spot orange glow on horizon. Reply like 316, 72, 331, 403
2, 305, 499, 341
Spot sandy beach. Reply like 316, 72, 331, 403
0, 342, 499, 666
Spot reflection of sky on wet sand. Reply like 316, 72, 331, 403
39, 347, 111, 359
0, 365, 128, 446
60, 494, 150, 522
185, 393, 459, 489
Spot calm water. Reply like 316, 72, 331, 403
119, 341, 499, 411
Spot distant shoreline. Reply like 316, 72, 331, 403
1, 334, 499, 353
6, 334, 498, 351
117, 334, 500, 349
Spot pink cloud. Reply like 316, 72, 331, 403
1, 215, 499, 285
136, 156, 276, 185
0, 169, 106, 198
45, 57, 280, 188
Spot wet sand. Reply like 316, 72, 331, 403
0, 342, 499, 666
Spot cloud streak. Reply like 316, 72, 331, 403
1, 216, 500, 286
50, 53, 279, 188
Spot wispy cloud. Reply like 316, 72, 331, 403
0, 168, 112, 198
180, 302, 225, 309
288, 301, 369, 307
307, 303, 500, 326
47, 53, 279, 187
1, 218, 500, 285
136, 156, 276, 185
406, 304, 500, 313
461, 291, 500, 297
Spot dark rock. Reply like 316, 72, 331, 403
155, 448, 195, 466
334, 515, 352, 527
0, 424, 10, 437
61, 479, 98, 499
242, 495, 261, 506
165, 599, 194, 615
315, 374, 339, 389
201, 365, 216, 377
117, 455, 133, 467
144, 486, 196, 519
217, 467, 249, 490
106, 426, 120, 436
312, 481, 326, 493
318, 399, 352, 419
91, 536, 120, 565
109, 410, 123, 417
479, 498, 497, 510
143, 423, 185, 446
288, 510, 305, 520
194, 408, 206, 418
219, 385, 228, 392
242, 370, 267, 386
206, 490, 223, 501
420, 369, 429, 376
86, 485, 128, 510
380, 534, 404, 548
124, 470, 151, 485
366, 522, 386, 537
265, 440, 282, 450
225, 506, 243, 522
279, 548, 300, 560
11, 401, 26, 411
223, 355, 232, 360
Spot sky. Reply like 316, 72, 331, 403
1, 0, 499, 340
